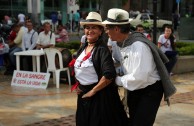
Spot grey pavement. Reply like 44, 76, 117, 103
0, 31, 194, 126
0, 65, 194, 126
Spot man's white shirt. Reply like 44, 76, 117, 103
115, 41, 160, 91
37, 31, 55, 46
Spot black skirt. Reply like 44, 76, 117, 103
76, 83, 128, 126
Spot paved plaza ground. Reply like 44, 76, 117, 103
0, 69, 194, 126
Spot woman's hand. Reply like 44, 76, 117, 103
76, 87, 83, 95
82, 89, 96, 98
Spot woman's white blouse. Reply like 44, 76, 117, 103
158, 34, 176, 53
115, 41, 160, 91
74, 49, 98, 85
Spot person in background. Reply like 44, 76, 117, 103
36, 22, 55, 49
103, 8, 176, 126
80, 34, 86, 46
21, 21, 38, 71
73, 10, 80, 32
18, 13, 25, 24
172, 10, 180, 31
136, 24, 152, 41
158, 25, 177, 74
51, 11, 58, 32
9, 23, 25, 73
57, 11, 62, 25
4, 24, 17, 75
74, 12, 128, 126
7, 24, 17, 47
69, 11, 74, 32
22, 21, 38, 51
55, 24, 69, 43
4, 15, 12, 25
36, 22, 55, 72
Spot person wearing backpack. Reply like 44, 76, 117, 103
21, 21, 38, 71
22, 21, 38, 51
36, 22, 55, 72
36, 22, 55, 49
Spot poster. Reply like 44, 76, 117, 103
11, 70, 50, 89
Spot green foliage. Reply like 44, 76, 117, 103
176, 42, 194, 56
55, 41, 80, 50
142, 20, 152, 29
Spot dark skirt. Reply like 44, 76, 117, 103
76, 83, 128, 126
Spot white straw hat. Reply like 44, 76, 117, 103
80, 12, 104, 27
102, 8, 130, 25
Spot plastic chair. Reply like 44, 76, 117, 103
44, 48, 71, 88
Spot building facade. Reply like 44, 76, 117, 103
0, 0, 79, 25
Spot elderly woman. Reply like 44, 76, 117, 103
73, 12, 128, 126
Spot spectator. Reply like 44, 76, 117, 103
55, 24, 69, 43
22, 21, 38, 51
21, 21, 38, 71
73, 10, 80, 32
69, 11, 74, 32
4, 24, 17, 75
80, 34, 86, 46
158, 25, 177, 74
51, 11, 58, 32
57, 11, 62, 25
36, 22, 55, 72
9, 23, 24, 74
36, 22, 55, 49
18, 13, 25, 24
136, 24, 152, 41
172, 10, 180, 31
4, 15, 12, 25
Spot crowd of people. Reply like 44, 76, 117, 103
0, 8, 178, 126
1, 12, 71, 75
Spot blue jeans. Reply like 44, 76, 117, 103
9, 47, 22, 69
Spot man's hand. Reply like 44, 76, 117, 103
8, 41, 15, 47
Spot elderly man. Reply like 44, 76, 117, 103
102, 8, 176, 126
36, 22, 55, 49
36, 22, 55, 72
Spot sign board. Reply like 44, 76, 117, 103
11, 70, 50, 89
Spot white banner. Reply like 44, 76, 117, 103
11, 70, 50, 89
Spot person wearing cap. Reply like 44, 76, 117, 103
103, 8, 176, 126
74, 12, 128, 126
